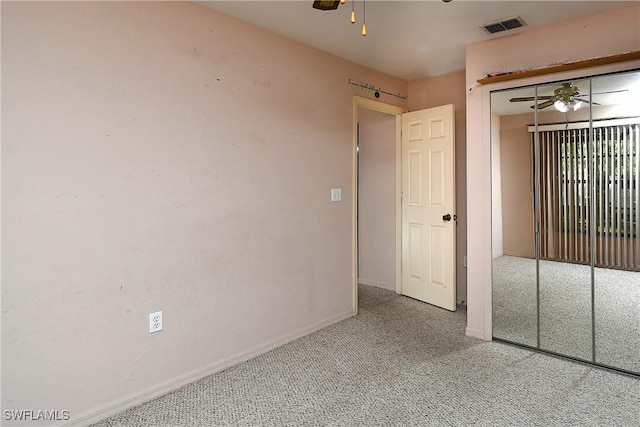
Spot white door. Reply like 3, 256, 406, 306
401, 104, 456, 311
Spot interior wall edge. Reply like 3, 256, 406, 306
465, 327, 488, 340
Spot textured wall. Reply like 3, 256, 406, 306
1, 2, 407, 424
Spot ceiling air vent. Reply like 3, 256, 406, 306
482, 16, 526, 34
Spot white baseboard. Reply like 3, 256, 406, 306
357, 278, 395, 291
64, 310, 354, 427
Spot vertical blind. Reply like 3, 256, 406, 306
535, 120, 639, 271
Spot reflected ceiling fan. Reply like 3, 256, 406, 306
509, 82, 626, 112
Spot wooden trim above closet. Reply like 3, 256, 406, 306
477, 51, 640, 85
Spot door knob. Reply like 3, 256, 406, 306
443, 214, 452, 222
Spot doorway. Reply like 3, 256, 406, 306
357, 108, 397, 291
352, 97, 458, 313
352, 97, 405, 314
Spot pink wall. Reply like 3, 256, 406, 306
465, 4, 640, 340
499, 114, 535, 259
357, 108, 397, 290
409, 70, 468, 303
1, 1, 407, 424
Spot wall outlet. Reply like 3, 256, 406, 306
149, 311, 163, 333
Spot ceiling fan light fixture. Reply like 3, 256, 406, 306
554, 98, 582, 113
554, 100, 569, 113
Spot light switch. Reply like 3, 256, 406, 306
331, 188, 342, 202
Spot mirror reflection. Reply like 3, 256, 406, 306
491, 85, 537, 348
536, 78, 593, 361
491, 69, 640, 375
592, 71, 640, 373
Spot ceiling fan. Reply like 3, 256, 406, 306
312, 0, 365, 35
509, 82, 626, 112
312, 0, 452, 7
312, 1, 342, 11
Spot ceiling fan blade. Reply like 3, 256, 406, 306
591, 89, 629, 95
531, 99, 555, 109
575, 89, 628, 99
510, 96, 553, 102
576, 99, 601, 106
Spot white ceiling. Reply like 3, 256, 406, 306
198, 0, 636, 81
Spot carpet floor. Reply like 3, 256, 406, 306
94, 284, 640, 426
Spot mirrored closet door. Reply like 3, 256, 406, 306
491, 69, 640, 375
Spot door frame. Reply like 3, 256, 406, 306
352, 96, 407, 314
